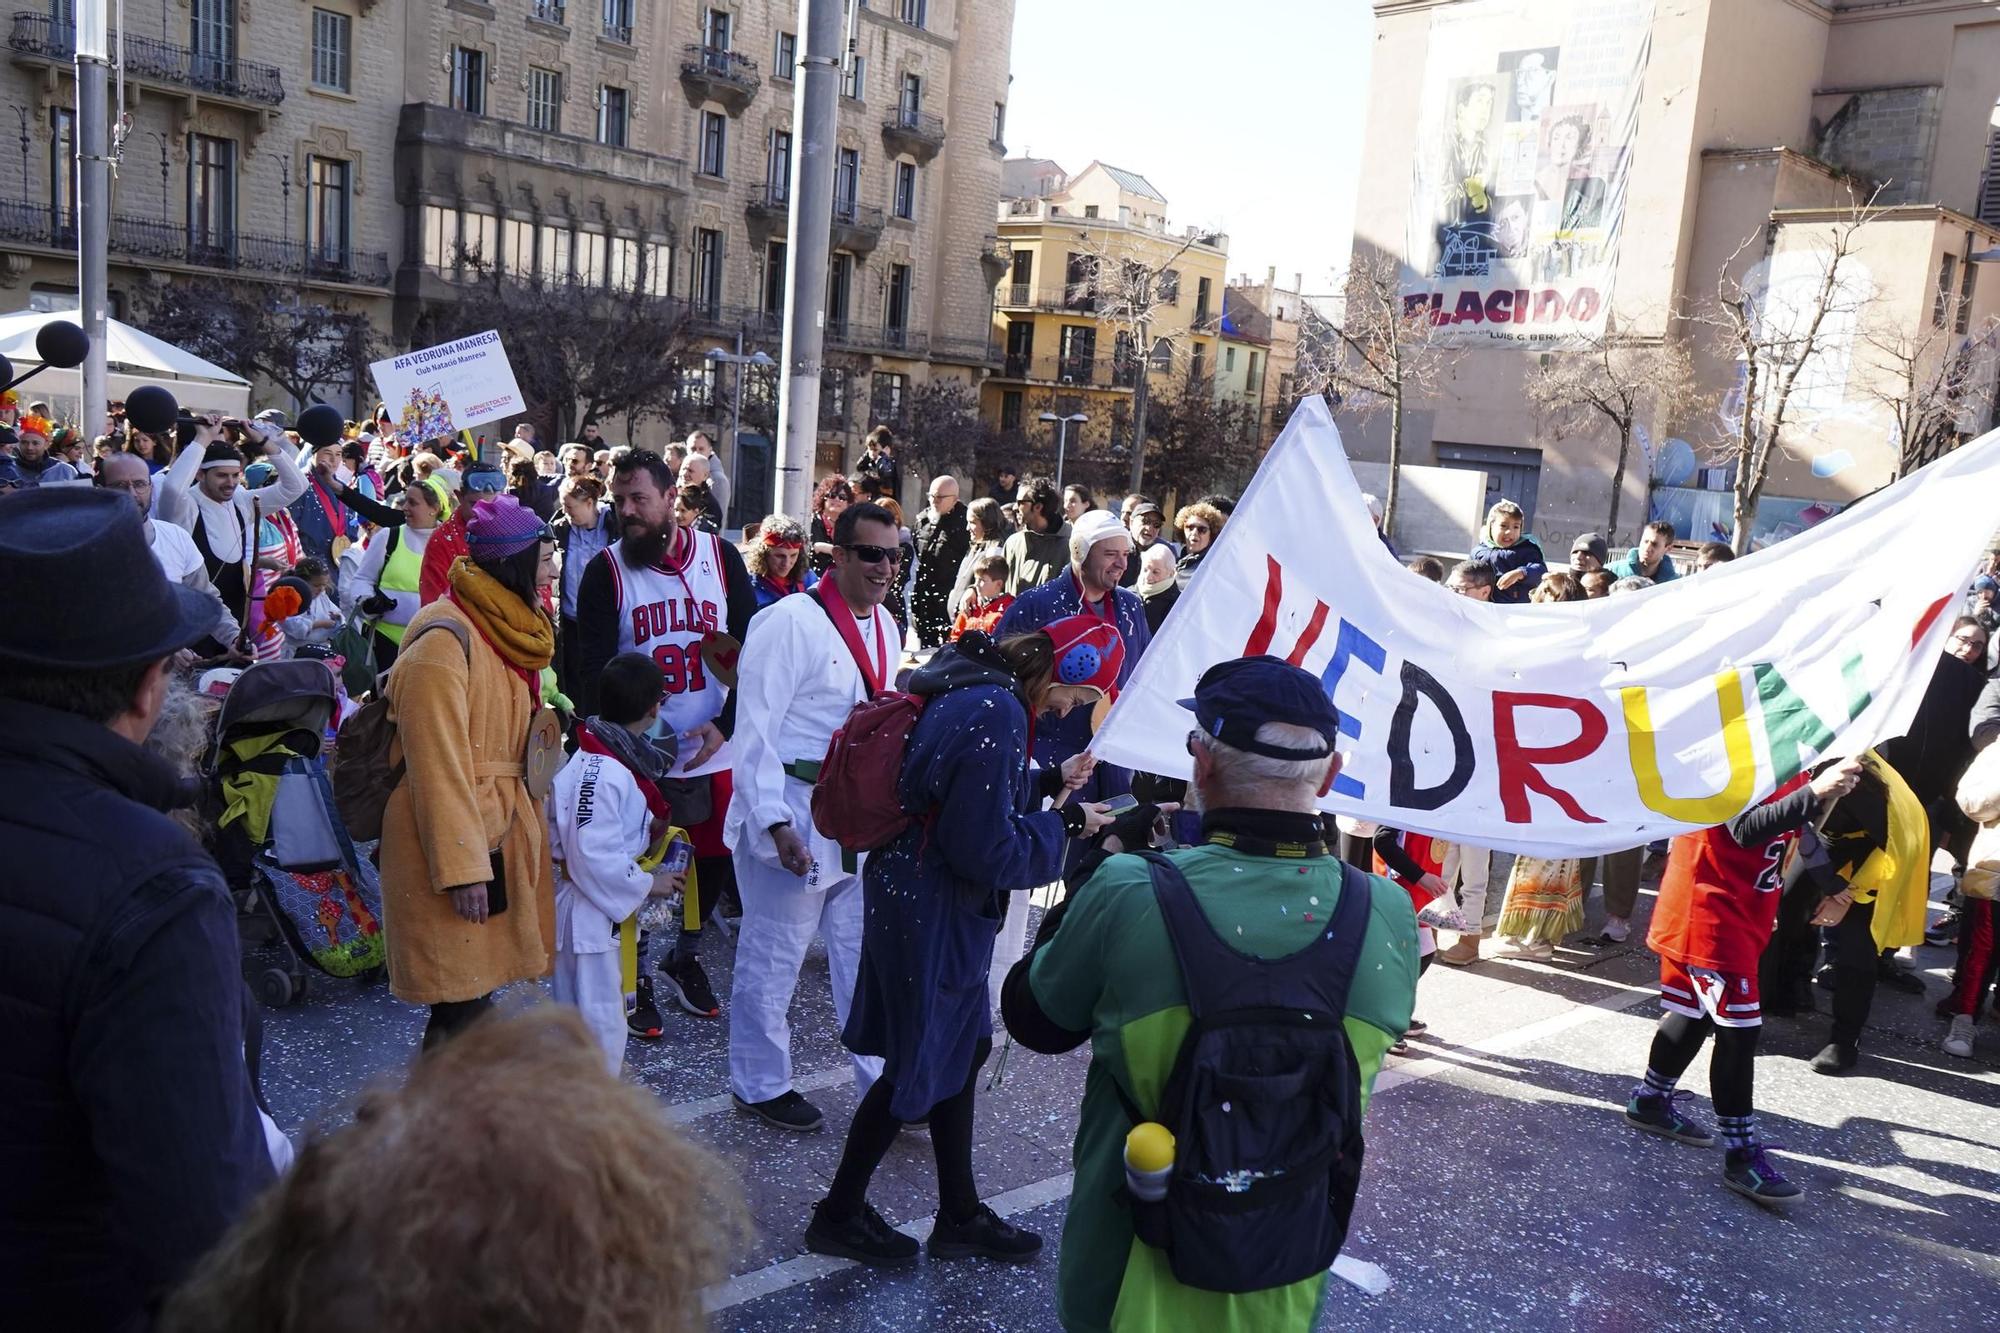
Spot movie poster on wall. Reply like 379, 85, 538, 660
1406, 0, 1655, 346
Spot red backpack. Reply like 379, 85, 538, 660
811, 691, 928, 851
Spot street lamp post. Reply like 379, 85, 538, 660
14, 107, 28, 204
145, 131, 168, 220
706, 339, 778, 526
1038, 410, 1088, 494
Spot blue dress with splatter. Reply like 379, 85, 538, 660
842, 635, 1070, 1119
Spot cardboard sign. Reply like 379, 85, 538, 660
369, 330, 524, 442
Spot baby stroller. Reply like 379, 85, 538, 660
210, 659, 387, 1007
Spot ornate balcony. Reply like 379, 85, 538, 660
678, 44, 759, 115
397, 103, 688, 195
880, 105, 944, 164
744, 181, 789, 242
831, 196, 884, 254
8, 12, 284, 109
0, 192, 388, 286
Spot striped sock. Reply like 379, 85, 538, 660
1640, 1068, 1677, 1098
1717, 1114, 1756, 1152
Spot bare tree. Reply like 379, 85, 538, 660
1526, 326, 1704, 541
135, 278, 379, 410
1858, 314, 1999, 480
898, 377, 995, 490
413, 263, 695, 442
1144, 378, 1264, 503
1297, 254, 1461, 536
1699, 186, 1884, 552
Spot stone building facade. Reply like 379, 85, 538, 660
0, 0, 1016, 509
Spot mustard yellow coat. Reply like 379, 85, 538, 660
378, 599, 555, 1005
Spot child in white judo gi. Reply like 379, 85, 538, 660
546, 651, 686, 1072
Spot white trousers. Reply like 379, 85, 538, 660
1439, 841, 1492, 932
553, 947, 626, 1077
988, 889, 1032, 1012
728, 849, 881, 1104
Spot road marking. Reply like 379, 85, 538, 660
702, 982, 1664, 1313
703, 1172, 1075, 1313
665, 1064, 854, 1125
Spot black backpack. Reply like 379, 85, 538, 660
1115, 850, 1371, 1294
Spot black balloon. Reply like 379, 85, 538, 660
0, 353, 13, 390
296, 403, 346, 448
125, 384, 180, 435
34, 319, 89, 369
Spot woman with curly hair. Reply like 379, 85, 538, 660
161, 1008, 743, 1333
808, 474, 854, 576
745, 512, 817, 612
1172, 500, 1226, 593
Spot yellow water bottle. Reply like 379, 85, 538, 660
1124, 1122, 1175, 1203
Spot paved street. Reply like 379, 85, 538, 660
256, 870, 2000, 1331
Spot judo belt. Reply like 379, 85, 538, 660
781, 759, 855, 873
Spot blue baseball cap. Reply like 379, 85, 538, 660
1178, 656, 1342, 760
1974, 575, 1999, 593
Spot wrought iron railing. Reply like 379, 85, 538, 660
8, 12, 284, 105
883, 105, 944, 143
679, 44, 758, 92
1, 194, 386, 284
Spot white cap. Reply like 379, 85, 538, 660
1070, 509, 1132, 567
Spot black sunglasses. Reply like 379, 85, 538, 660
840, 542, 898, 564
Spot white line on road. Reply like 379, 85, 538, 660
665, 1064, 855, 1125
698, 977, 1665, 1314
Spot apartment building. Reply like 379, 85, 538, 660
988, 158, 1229, 458
1, 0, 1015, 500
1351, 0, 2000, 554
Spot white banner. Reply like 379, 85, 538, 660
1406, 0, 1653, 346
1093, 397, 1999, 855
369, 330, 524, 441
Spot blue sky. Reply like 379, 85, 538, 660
1006, 0, 1376, 297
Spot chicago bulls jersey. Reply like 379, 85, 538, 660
606, 528, 731, 777
1647, 775, 1809, 974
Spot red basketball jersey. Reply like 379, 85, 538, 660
1646, 776, 1809, 974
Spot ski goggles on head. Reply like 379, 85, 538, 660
762, 532, 803, 550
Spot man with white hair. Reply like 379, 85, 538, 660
686, 430, 731, 518
1002, 655, 1418, 1329
95, 452, 241, 655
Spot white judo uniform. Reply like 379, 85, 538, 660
546, 744, 660, 1074
723, 588, 894, 1104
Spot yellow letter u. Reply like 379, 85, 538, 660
1620, 671, 1758, 824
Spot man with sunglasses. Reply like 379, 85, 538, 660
723, 501, 902, 1131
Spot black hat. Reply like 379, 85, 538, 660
1179, 656, 1342, 760
0, 488, 218, 668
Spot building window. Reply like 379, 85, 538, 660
601, 0, 633, 44
763, 240, 787, 314
187, 133, 235, 254
531, 0, 567, 23
465, 210, 496, 266
835, 147, 859, 214
899, 72, 922, 121
539, 223, 573, 283
703, 6, 731, 49
1000, 389, 1023, 432
1224, 346, 1235, 372
598, 85, 629, 147
871, 372, 908, 426
893, 161, 916, 220
49, 107, 73, 229
1159, 268, 1181, 305
774, 30, 797, 80
843, 53, 865, 101
1190, 343, 1207, 383
310, 9, 350, 92
991, 101, 1005, 146
899, 0, 926, 28
1957, 251, 1978, 335
820, 368, 849, 428
306, 156, 350, 265
1194, 276, 1212, 325
886, 263, 911, 340
528, 67, 563, 133
1059, 324, 1095, 381
644, 240, 673, 297
609, 236, 639, 291
827, 252, 852, 327
694, 227, 723, 313
576, 230, 606, 287
422, 204, 455, 271
451, 46, 486, 114
190, 0, 234, 85
1082, 204, 1098, 219
504, 217, 535, 275
767, 129, 792, 202
699, 110, 727, 177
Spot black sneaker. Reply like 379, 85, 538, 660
733, 1090, 825, 1132
927, 1203, 1043, 1263
1724, 1143, 1802, 1208
805, 1200, 919, 1267
1926, 911, 1961, 947
1624, 1090, 1715, 1147
625, 977, 665, 1040
1809, 1042, 1858, 1075
658, 949, 720, 1017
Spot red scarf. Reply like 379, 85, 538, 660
576, 725, 673, 821
813, 578, 889, 695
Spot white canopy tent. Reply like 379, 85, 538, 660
0, 308, 251, 423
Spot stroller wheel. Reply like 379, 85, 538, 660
259, 966, 300, 1008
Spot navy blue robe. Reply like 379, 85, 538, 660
842, 638, 1069, 1119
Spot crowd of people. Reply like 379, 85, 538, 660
2, 384, 1993, 1333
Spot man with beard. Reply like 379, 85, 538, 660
721, 501, 902, 1131
155, 417, 306, 628
577, 449, 756, 1025
910, 473, 968, 648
